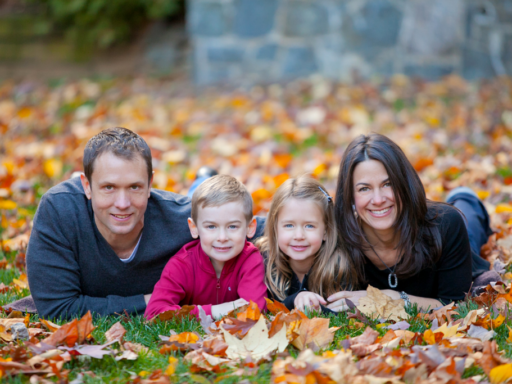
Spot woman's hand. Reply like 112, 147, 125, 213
294, 291, 327, 312
326, 290, 368, 311
211, 298, 249, 319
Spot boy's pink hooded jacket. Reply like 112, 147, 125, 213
145, 239, 267, 320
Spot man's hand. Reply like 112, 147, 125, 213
294, 291, 326, 312
144, 294, 152, 305
211, 298, 249, 320
326, 290, 367, 312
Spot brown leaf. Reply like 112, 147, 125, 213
428, 302, 458, 325
76, 311, 95, 343
40, 319, 60, 332
151, 305, 195, 323
42, 311, 95, 347
220, 318, 257, 338
478, 340, 512, 375
357, 285, 408, 322
350, 327, 379, 346
291, 318, 333, 351
105, 322, 126, 343
268, 311, 304, 339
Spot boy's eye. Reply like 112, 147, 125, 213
207, 225, 216, 229
228, 225, 238, 230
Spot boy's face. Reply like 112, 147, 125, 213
188, 201, 256, 267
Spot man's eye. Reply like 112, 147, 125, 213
131, 185, 140, 190
105, 185, 113, 191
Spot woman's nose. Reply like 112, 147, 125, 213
372, 189, 386, 205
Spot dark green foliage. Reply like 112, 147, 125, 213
26, 0, 182, 49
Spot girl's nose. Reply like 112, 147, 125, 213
293, 227, 305, 239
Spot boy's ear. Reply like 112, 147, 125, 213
188, 218, 199, 239
246, 217, 257, 239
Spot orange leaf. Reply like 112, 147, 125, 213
265, 298, 290, 315
40, 319, 60, 332
291, 318, 333, 351
236, 300, 261, 321
268, 311, 304, 339
105, 321, 127, 343
43, 319, 79, 347
168, 332, 199, 344
77, 311, 95, 343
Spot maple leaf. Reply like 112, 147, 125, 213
265, 298, 289, 315
42, 311, 95, 347
220, 318, 257, 338
221, 314, 288, 360
159, 332, 200, 353
268, 310, 305, 339
290, 318, 335, 352
357, 285, 408, 322
104, 321, 126, 343
478, 340, 512, 375
198, 306, 214, 335
151, 305, 195, 323
59, 341, 115, 359
236, 300, 261, 321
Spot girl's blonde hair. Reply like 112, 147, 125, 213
257, 175, 358, 300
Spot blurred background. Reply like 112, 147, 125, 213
0, 0, 512, 83
2, 0, 512, 242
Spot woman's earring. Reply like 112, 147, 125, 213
352, 204, 358, 219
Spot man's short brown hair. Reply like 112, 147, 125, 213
191, 175, 253, 224
83, 127, 152, 184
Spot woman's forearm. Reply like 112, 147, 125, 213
383, 290, 442, 311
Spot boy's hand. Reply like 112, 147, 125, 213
294, 291, 326, 312
211, 298, 249, 319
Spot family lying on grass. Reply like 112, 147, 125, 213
25, 127, 499, 321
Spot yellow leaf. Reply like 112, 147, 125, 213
43, 158, 63, 179
138, 371, 150, 377
490, 363, 512, 384
432, 323, 459, 338
165, 356, 178, 376
496, 204, 512, 214
506, 326, 512, 343
0, 200, 17, 210
476, 190, 490, 200
423, 329, 437, 345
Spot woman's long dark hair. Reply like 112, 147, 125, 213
334, 133, 442, 283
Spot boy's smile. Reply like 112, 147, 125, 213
188, 201, 256, 276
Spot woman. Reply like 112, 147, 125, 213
327, 133, 476, 311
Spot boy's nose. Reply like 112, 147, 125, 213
218, 228, 228, 242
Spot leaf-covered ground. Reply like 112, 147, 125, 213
2, 75, 512, 383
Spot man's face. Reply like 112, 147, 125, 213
80, 152, 152, 245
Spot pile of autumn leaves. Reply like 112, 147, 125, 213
1, 283, 512, 383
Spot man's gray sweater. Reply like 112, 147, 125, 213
26, 177, 194, 320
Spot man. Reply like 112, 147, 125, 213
27, 127, 196, 319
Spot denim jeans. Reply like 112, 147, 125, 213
446, 187, 493, 278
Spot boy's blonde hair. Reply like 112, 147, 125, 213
257, 175, 358, 300
191, 174, 253, 223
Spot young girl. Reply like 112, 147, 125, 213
257, 175, 357, 312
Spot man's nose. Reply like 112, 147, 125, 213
114, 190, 131, 209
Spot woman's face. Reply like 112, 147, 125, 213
353, 160, 397, 233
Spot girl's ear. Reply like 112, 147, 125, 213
246, 217, 257, 239
323, 231, 327, 242
188, 218, 199, 239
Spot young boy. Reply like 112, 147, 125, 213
145, 175, 267, 320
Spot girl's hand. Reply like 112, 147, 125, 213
211, 298, 249, 319
326, 290, 368, 311
294, 291, 327, 312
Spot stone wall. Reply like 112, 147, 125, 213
188, 0, 512, 85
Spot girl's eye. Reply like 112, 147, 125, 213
305, 224, 315, 229
284, 224, 293, 228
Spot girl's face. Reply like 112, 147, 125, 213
277, 198, 326, 263
353, 159, 397, 233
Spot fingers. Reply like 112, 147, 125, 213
326, 298, 346, 309
327, 291, 348, 302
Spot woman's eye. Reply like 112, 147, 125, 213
358, 187, 369, 192
384, 182, 391, 188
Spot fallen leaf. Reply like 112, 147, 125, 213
105, 322, 126, 343
467, 324, 496, 342
198, 306, 214, 335
236, 300, 261, 321
291, 318, 334, 351
265, 298, 290, 315
221, 314, 288, 360
357, 285, 408, 322
151, 305, 195, 323
490, 363, 512, 384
